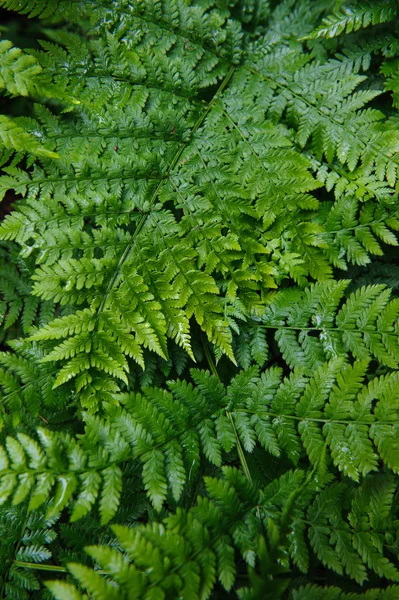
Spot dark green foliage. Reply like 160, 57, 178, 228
0, 505, 58, 599
1, 0, 399, 598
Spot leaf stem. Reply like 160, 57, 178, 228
13, 561, 68, 573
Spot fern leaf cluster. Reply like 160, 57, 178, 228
44, 470, 399, 598
2, 358, 399, 523
1, 0, 399, 597
306, 1, 397, 40
259, 281, 399, 370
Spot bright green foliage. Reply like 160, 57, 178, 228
0, 40, 41, 96
2, 0, 399, 400
1, 0, 399, 598
305, 1, 398, 40
0, 115, 59, 159
259, 281, 399, 371
1, 359, 399, 575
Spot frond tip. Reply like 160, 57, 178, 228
305, 1, 398, 40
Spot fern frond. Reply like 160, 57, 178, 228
291, 585, 399, 599
2, 0, 399, 396
260, 281, 399, 371
0, 40, 41, 96
0, 339, 68, 429
46, 470, 399, 600
0, 243, 55, 340
1, 0, 399, 596
305, 1, 398, 40
0, 116, 59, 160
317, 197, 399, 269
45, 467, 304, 600
0, 504, 57, 599
0, 0, 85, 21
382, 62, 399, 109
248, 39, 399, 186
0, 33, 321, 390
2, 359, 399, 522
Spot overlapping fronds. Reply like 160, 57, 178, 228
0, 0, 398, 401
259, 281, 399, 371
1, 359, 399, 525
46, 470, 399, 599
0, 0, 399, 597
0, 506, 57, 599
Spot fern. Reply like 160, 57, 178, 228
1, 359, 398, 530
305, 1, 398, 40
291, 585, 399, 599
45, 470, 399, 599
382, 64, 399, 109
0, 40, 41, 96
259, 281, 399, 371
0, 504, 58, 599
0, 0, 399, 597
0, 243, 55, 338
